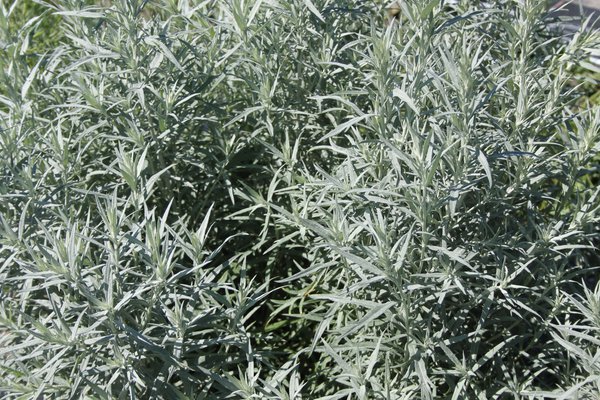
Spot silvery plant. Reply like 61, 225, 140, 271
0, 0, 599, 398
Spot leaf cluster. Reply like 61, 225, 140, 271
0, 0, 599, 398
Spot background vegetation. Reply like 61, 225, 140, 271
0, 0, 599, 398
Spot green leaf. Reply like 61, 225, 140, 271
303, 0, 325, 22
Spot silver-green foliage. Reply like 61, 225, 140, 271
0, 0, 599, 398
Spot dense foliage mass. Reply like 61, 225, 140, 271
1, 0, 599, 398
